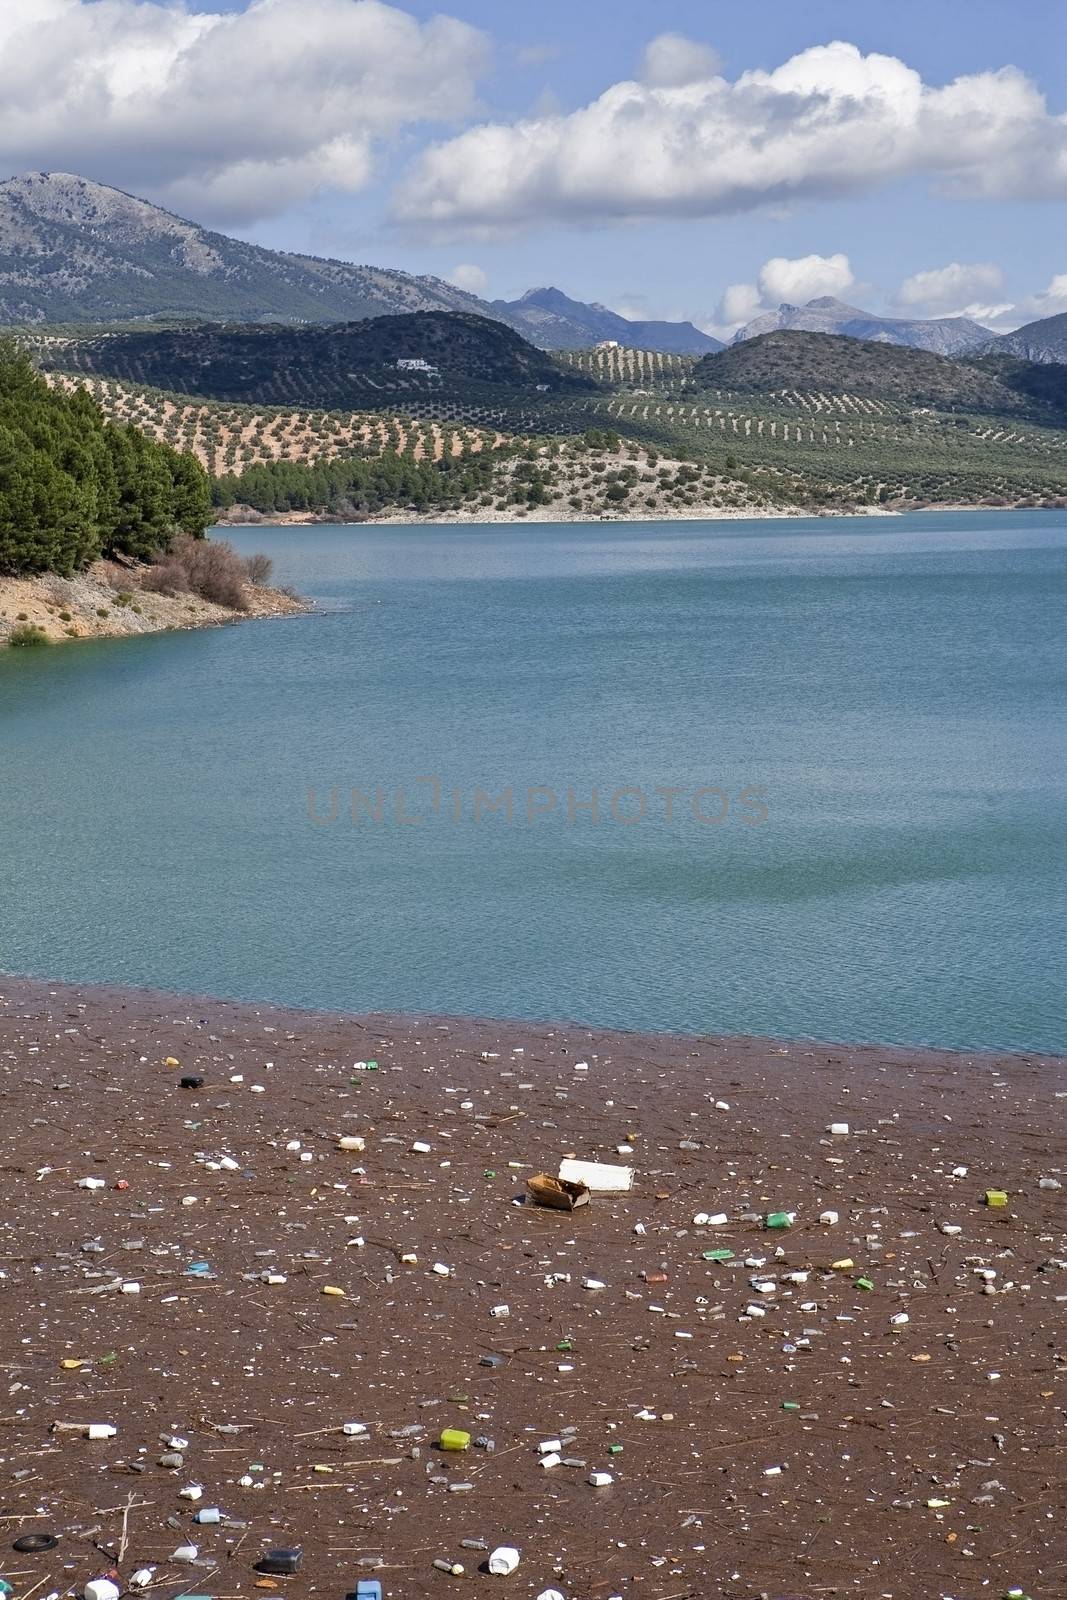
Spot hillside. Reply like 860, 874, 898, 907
34, 318, 1067, 518
43, 312, 595, 415
0, 172, 496, 327
0, 174, 723, 359
733, 296, 992, 356
44, 372, 509, 476
990, 312, 1067, 364
495, 286, 721, 354
554, 345, 698, 388
692, 331, 1053, 415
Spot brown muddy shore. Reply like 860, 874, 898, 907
0, 974, 1063, 1600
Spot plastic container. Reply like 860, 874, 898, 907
256, 1550, 302, 1575
84, 1580, 121, 1600
488, 1547, 520, 1575
439, 1428, 471, 1451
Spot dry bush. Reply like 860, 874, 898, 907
98, 560, 134, 590
141, 535, 249, 611
244, 552, 273, 587
140, 556, 189, 596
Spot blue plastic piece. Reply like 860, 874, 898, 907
353, 1583, 383, 1600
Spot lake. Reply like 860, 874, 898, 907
2, 510, 1065, 1053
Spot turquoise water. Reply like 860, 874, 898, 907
2, 510, 1065, 1052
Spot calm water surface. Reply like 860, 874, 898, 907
2, 511, 1065, 1052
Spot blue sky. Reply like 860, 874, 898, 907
3, 0, 1065, 331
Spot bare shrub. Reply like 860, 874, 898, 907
244, 552, 273, 587
140, 557, 189, 596
98, 560, 132, 591
140, 535, 249, 611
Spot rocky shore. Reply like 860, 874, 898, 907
0, 560, 310, 647
0, 973, 1062, 1600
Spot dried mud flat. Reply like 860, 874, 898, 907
0, 975, 1064, 1600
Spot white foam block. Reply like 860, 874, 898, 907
558, 1158, 634, 1192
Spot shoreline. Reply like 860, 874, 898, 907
0, 557, 311, 647
213, 499, 1060, 528
2, 967, 1063, 1065
215, 503, 893, 528
1, 970, 1063, 1598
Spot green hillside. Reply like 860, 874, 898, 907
691, 331, 1047, 414
44, 313, 593, 417
32, 317, 1067, 515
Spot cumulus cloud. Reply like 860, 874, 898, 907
708, 253, 854, 339
981, 271, 1067, 330
640, 33, 721, 88
0, 0, 490, 223
890, 264, 1067, 331
393, 39, 1067, 234
1021, 272, 1067, 319
756, 252, 854, 306
445, 262, 489, 295
895, 262, 1006, 312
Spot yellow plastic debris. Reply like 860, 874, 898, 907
985, 1189, 1008, 1207
164, 1056, 180, 1068
321, 1285, 346, 1297
60, 1358, 85, 1370
830, 1258, 854, 1270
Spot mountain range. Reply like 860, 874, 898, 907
992, 312, 1067, 364
2, 173, 1065, 369
731, 296, 993, 356
0, 172, 717, 353
0, 171, 493, 327
491, 286, 721, 354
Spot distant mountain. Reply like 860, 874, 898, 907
45, 311, 595, 410
693, 330, 1065, 419
988, 312, 1067, 364
0, 171, 498, 327
0, 175, 724, 358
733, 296, 992, 357
493, 286, 722, 355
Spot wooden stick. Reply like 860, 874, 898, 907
118, 1491, 135, 1565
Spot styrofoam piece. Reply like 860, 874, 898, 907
558, 1159, 633, 1192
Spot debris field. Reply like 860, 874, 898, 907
0, 975, 1064, 1600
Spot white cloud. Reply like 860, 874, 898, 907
891, 265, 1067, 331
0, 0, 490, 224
393, 39, 1067, 233
446, 262, 489, 295
716, 282, 762, 328
758, 252, 854, 306
1025, 272, 1067, 318
640, 33, 721, 88
708, 253, 854, 339
895, 262, 1006, 312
